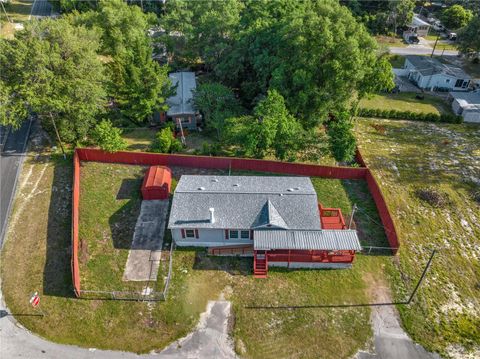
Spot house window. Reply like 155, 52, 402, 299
185, 229, 195, 238
240, 230, 250, 239
446, 79, 450, 83
462, 80, 469, 88
229, 230, 239, 239
455, 79, 464, 87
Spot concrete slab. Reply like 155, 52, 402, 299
123, 200, 169, 281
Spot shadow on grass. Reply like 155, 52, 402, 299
177, 247, 252, 275
43, 154, 75, 298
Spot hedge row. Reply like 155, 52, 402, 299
357, 107, 463, 124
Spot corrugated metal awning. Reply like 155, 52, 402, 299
253, 230, 362, 251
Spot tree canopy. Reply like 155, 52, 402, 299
225, 90, 303, 160
458, 16, 480, 58
201, 0, 393, 126
192, 82, 242, 140
441, 4, 473, 29
0, 18, 106, 142
92, 120, 127, 152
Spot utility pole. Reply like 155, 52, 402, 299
430, 33, 440, 58
349, 204, 357, 229
1, 1, 11, 23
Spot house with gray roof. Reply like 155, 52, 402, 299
168, 175, 362, 277
166, 72, 198, 130
404, 56, 471, 91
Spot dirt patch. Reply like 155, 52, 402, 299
415, 187, 451, 208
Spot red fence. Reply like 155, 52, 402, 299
71, 148, 399, 297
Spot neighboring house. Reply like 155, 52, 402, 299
168, 175, 362, 277
404, 55, 471, 91
404, 15, 431, 38
449, 91, 480, 123
166, 72, 199, 130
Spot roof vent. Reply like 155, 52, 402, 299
294, 187, 301, 190
211, 178, 219, 182
233, 183, 240, 187
287, 188, 294, 192
198, 187, 205, 191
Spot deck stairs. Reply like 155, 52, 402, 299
254, 251, 268, 278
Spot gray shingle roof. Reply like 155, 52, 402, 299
166, 72, 196, 116
405, 55, 469, 78
168, 175, 321, 230
254, 230, 362, 251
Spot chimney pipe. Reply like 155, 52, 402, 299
209, 208, 215, 224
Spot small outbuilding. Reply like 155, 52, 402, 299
141, 166, 172, 200
449, 91, 480, 123
166, 71, 199, 130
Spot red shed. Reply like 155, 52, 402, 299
141, 166, 172, 200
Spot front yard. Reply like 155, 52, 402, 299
1, 143, 395, 358
355, 118, 480, 357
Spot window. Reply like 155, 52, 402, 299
185, 229, 195, 238
455, 79, 464, 87
462, 80, 469, 88
446, 79, 450, 83
229, 230, 239, 239
241, 230, 250, 239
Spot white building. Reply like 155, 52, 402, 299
405, 15, 431, 38
449, 91, 480, 123
404, 56, 471, 91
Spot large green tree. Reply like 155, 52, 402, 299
214, 0, 391, 126
441, 4, 473, 29
225, 90, 302, 160
162, 0, 243, 69
0, 18, 106, 143
71, 0, 171, 125
388, 0, 415, 34
192, 82, 242, 140
458, 16, 480, 58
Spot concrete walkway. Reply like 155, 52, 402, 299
123, 200, 169, 281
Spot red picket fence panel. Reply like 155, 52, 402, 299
70, 147, 400, 297
364, 169, 400, 253
71, 151, 81, 296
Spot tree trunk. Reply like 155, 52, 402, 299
49, 113, 66, 160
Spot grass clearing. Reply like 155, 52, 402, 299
375, 35, 407, 48
355, 118, 480, 356
359, 92, 452, 115
121, 127, 157, 152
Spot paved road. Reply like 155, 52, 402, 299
390, 46, 458, 56
0, 119, 32, 248
29, 0, 52, 19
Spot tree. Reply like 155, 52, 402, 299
326, 112, 356, 163
71, 0, 172, 125
193, 82, 242, 140
441, 5, 473, 29
58, 0, 97, 13
215, 0, 390, 127
150, 127, 182, 153
388, 0, 415, 34
0, 18, 106, 143
163, 0, 243, 69
92, 120, 127, 152
225, 90, 302, 160
458, 16, 480, 59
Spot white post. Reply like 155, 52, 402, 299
209, 208, 215, 224
349, 204, 357, 229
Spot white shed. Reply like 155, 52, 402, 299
450, 91, 480, 123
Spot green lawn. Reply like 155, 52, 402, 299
2, 150, 396, 357
359, 92, 452, 116
375, 35, 407, 48
355, 119, 480, 357
388, 54, 406, 68
122, 127, 157, 152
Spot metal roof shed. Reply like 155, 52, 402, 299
141, 166, 172, 200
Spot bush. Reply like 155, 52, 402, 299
415, 187, 451, 208
91, 120, 127, 153
327, 112, 356, 163
150, 127, 183, 153
357, 107, 462, 124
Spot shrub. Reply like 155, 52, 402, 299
357, 107, 463, 124
327, 112, 356, 163
91, 120, 127, 153
150, 127, 183, 153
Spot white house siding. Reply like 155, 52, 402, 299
172, 228, 253, 247
463, 110, 480, 123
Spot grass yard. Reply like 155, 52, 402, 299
355, 118, 480, 357
359, 92, 452, 116
375, 35, 407, 48
1, 139, 396, 357
121, 127, 157, 152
